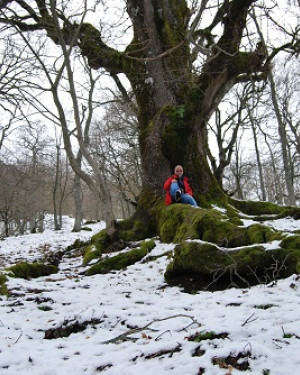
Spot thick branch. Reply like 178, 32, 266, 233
0, 1, 129, 74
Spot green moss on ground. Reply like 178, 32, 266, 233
7, 262, 58, 280
90, 229, 111, 251
82, 228, 113, 265
0, 273, 9, 295
164, 241, 300, 291
82, 244, 102, 266
86, 239, 156, 276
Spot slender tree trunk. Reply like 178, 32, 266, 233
72, 174, 82, 231
233, 148, 244, 200
269, 71, 295, 206
37, 212, 45, 233
263, 135, 284, 205
30, 217, 36, 233
72, 152, 83, 232
251, 122, 266, 201
53, 145, 62, 230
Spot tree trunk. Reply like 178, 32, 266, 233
53, 145, 62, 230
125, 0, 230, 207
72, 152, 83, 232
269, 71, 295, 206
251, 122, 266, 201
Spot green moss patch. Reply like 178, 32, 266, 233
186, 330, 229, 342
246, 224, 282, 243
65, 238, 89, 252
0, 273, 9, 295
159, 204, 281, 247
90, 229, 111, 252
164, 241, 300, 291
118, 209, 157, 242
254, 304, 275, 310
82, 228, 118, 265
229, 198, 285, 216
280, 236, 300, 273
7, 262, 58, 280
86, 239, 156, 276
280, 235, 300, 250
278, 207, 300, 220
82, 244, 102, 266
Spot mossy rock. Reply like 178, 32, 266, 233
0, 273, 9, 295
86, 239, 156, 276
164, 241, 300, 291
229, 198, 285, 216
7, 262, 58, 280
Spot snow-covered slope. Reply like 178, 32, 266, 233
0, 216, 300, 375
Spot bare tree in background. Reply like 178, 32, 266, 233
251, 9, 297, 205
0, 9, 115, 226
91, 98, 141, 218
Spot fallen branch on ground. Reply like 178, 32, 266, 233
101, 314, 199, 344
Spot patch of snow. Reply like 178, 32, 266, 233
0, 216, 300, 375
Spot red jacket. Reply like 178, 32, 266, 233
163, 175, 193, 205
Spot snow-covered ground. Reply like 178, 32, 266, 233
0, 215, 300, 375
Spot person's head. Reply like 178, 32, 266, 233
174, 165, 183, 178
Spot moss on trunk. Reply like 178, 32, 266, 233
158, 204, 282, 246
165, 241, 300, 292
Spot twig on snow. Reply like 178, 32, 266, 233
241, 312, 257, 327
101, 314, 196, 344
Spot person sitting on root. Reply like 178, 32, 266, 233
163, 165, 198, 207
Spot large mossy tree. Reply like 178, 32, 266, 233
0, 1, 298, 233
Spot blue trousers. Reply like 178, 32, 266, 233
170, 182, 198, 207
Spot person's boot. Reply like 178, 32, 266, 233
175, 190, 182, 202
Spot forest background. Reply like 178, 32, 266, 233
0, 0, 299, 237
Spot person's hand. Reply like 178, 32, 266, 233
171, 179, 177, 183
